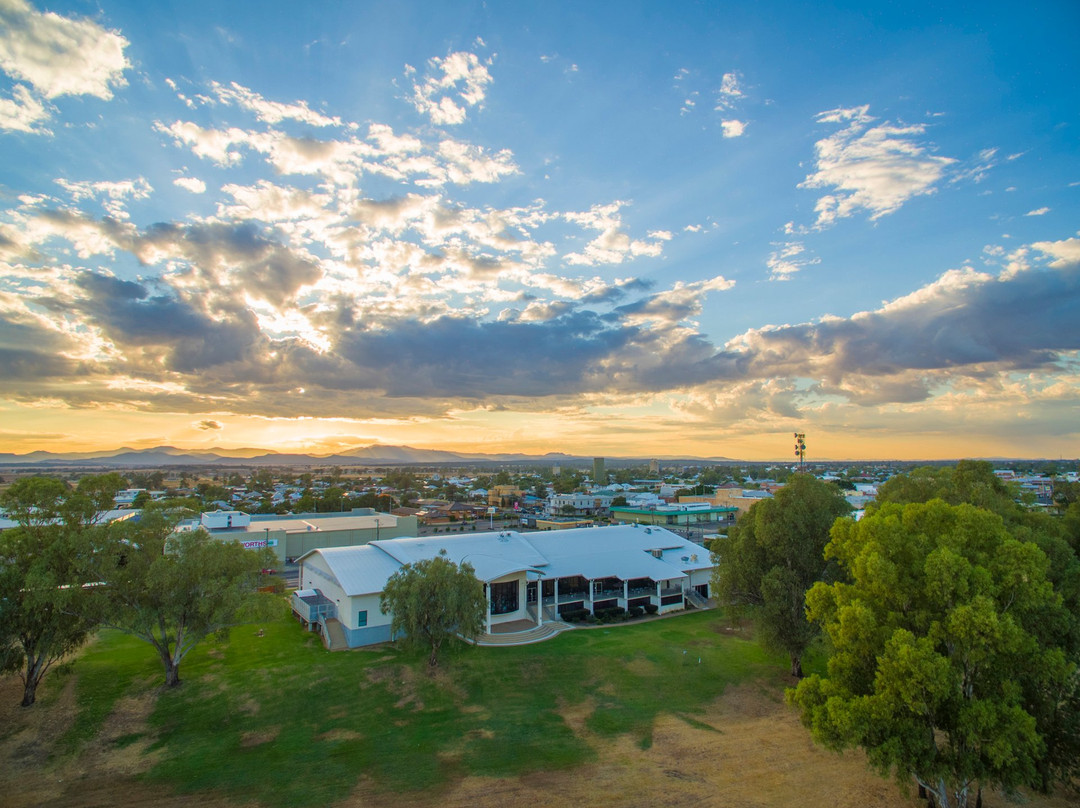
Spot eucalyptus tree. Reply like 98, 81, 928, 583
0, 475, 120, 706
711, 473, 850, 677
789, 500, 1075, 807
97, 508, 276, 687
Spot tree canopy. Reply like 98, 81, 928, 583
379, 553, 485, 668
788, 499, 1075, 808
711, 473, 850, 677
96, 510, 276, 687
0, 475, 119, 705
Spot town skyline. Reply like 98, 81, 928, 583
1, 1, 1078, 461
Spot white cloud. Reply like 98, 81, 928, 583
210, 81, 345, 128
0, 82, 49, 132
563, 202, 670, 266
767, 241, 819, 281
801, 105, 956, 228
0, 0, 129, 99
1032, 236, 1080, 267
714, 72, 743, 111
721, 119, 746, 138
155, 120, 258, 166
174, 177, 207, 194
1025, 207, 1050, 217
54, 177, 152, 219
409, 51, 493, 126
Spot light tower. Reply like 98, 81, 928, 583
794, 432, 806, 469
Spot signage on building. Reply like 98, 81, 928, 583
241, 538, 278, 549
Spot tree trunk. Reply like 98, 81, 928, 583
160, 648, 182, 687
790, 655, 803, 678
428, 641, 440, 668
20, 653, 46, 707
21, 677, 38, 707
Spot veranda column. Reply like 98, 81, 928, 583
485, 583, 492, 634
536, 576, 543, 627
623, 579, 629, 605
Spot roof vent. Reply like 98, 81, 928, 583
691, 554, 698, 562
644, 527, 652, 534
681, 556, 689, 562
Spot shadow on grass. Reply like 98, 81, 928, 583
61, 609, 787, 808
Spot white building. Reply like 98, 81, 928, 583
292, 524, 713, 648
545, 492, 614, 516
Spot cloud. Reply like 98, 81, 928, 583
563, 202, 671, 266
721, 119, 746, 138
1032, 236, 1080, 268
1025, 207, 1050, 216
616, 275, 735, 328
0, 0, 129, 99
714, 72, 743, 112
154, 120, 257, 166
0, 83, 50, 133
949, 147, 1001, 185
766, 241, 819, 281
210, 80, 346, 128
728, 262, 1080, 395
174, 177, 207, 194
196, 419, 223, 430
800, 105, 956, 228
55, 177, 152, 219
408, 51, 493, 125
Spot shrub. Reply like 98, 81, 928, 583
644, 603, 658, 615
594, 606, 626, 622
559, 607, 590, 622
628, 606, 644, 619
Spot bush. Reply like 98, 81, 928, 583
628, 606, 644, 619
594, 606, 626, 622
644, 603, 658, 615
560, 607, 590, 622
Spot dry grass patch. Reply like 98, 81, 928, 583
329, 671, 1080, 808
240, 726, 281, 748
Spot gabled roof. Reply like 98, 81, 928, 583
300, 544, 404, 597
297, 524, 712, 598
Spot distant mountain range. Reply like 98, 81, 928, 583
0, 444, 736, 468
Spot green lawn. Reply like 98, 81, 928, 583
56, 608, 788, 808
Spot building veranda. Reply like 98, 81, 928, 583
291, 524, 714, 648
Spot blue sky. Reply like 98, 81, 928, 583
0, 0, 1077, 460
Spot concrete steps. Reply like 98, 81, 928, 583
470, 621, 573, 647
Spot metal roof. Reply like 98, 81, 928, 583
297, 524, 712, 598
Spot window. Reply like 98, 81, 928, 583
490, 580, 519, 615
357, 610, 368, 627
